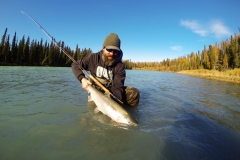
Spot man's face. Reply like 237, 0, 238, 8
102, 48, 120, 66
103, 48, 119, 60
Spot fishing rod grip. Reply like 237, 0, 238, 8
89, 74, 111, 94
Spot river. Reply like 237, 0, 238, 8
0, 66, 240, 160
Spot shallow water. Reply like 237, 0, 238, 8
0, 66, 240, 160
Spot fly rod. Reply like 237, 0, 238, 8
21, 11, 123, 104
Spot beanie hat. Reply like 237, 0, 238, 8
102, 33, 121, 51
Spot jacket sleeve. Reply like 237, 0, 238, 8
71, 54, 91, 82
111, 63, 126, 102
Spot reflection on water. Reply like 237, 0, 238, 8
0, 67, 240, 159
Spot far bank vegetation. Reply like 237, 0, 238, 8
0, 28, 239, 80
123, 33, 240, 83
124, 33, 240, 73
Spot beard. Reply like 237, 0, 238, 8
102, 53, 116, 66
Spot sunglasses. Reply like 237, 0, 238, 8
106, 48, 120, 54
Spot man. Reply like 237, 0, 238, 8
72, 33, 140, 107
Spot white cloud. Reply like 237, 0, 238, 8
210, 20, 231, 38
171, 45, 183, 51
180, 20, 207, 36
180, 19, 231, 38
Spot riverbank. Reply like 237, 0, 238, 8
177, 69, 240, 83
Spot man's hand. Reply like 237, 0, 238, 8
81, 78, 92, 90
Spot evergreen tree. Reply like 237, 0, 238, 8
202, 46, 209, 69
196, 51, 201, 69
208, 45, 215, 69
59, 41, 66, 65
53, 41, 60, 66
34, 41, 39, 65
11, 32, 18, 63
233, 34, 240, 68
17, 36, 25, 64
189, 52, 196, 70
65, 46, 74, 66
48, 42, 54, 65
80, 48, 88, 60
229, 35, 235, 68
0, 28, 7, 62
213, 43, 220, 70
38, 39, 43, 65
2, 35, 10, 63
238, 35, 240, 67
74, 44, 80, 60
29, 39, 34, 64
223, 52, 228, 69
29, 39, 38, 65
41, 41, 49, 65
23, 36, 30, 64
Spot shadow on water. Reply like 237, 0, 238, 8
127, 70, 240, 159
160, 109, 240, 160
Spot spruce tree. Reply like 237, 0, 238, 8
11, 32, 18, 64
17, 36, 25, 64
74, 44, 80, 60
38, 39, 43, 65
23, 36, 30, 64
48, 42, 54, 65
2, 35, 10, 63
0, 28, 8, 62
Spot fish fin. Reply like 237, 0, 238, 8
94, 107, 100, 113
88, 95, 93, 102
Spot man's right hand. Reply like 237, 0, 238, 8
81, 78, 92, 90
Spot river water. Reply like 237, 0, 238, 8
0, 66, 240, 160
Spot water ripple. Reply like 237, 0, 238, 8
1, 67, 240, 159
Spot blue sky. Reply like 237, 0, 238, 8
1, 0, 239, 62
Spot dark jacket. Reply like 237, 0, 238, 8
71, 50, 126, 101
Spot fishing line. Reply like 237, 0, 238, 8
21, 11, 91, 75
21, 11, 123, 104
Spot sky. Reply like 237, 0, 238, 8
0, 0, 239, 62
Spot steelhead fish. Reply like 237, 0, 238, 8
88, 85, 138, 126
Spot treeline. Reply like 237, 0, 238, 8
124, 33, 240, 72
1, 28, 240, 72
0, 28, 92, 66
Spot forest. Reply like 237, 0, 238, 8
0, 28, 240, 72
124, 33, 240, 72
0, 28, 91, 67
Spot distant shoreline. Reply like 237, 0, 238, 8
1, 65, 240, 84
177, 69, 240, 84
